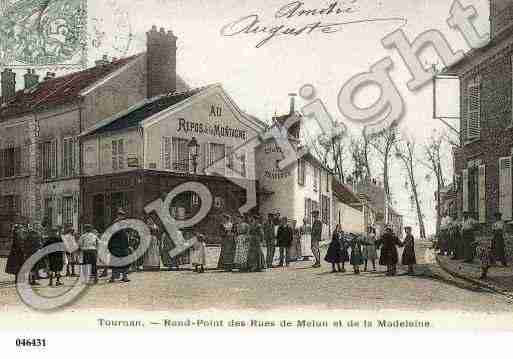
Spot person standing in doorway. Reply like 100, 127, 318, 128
311, 210, 322, 268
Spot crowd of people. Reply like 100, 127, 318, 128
437, 211, 509, 279
4, 208, 419, 287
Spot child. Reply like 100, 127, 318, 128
349, 234, 365, 274
476, 238, 492, 280
44, 227, 64, 287
401, 227, 417, 275
324, 224, 348, 273
192, 234, 207, 273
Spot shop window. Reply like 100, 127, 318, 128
40, 140, 57, 179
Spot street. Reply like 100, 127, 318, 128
0, 241, 511, 312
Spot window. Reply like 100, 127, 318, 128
226, 147, 247, 177
172, 137, 189, 172
40, 140, 57, 179
209, 143, 225, 166
0, 147, 21, 178
297, 159, 306, 185
62, 196, 74, 227
161, 137, 172, 170
62, 138, 74, 177
1, 195, 19, 215
304, 198, 312, 225
112, 139, 124, 170
321, 195, 330, 225
313, 166, 319, 192
499, 157, 512, 220
467, 77, 480, 140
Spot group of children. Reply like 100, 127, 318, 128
325, 225, 417, 276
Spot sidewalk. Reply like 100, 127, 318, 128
436, 254, 513, 294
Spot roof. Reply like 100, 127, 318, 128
444, 23, 513, 76
81, 86, 210, 137
0, 53, 190, 120
356, 180, 402, 218
0, 55, 140, 119
332, 180, 361, 207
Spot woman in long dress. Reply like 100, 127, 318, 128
362, 226, 378, 272
217, 214, 236, 271
160, 231, 190, 270
376, 226, 403, 276
401, 226, 417, 275
234, 215, 251, 271
191, 234, 207, 273
143, 218, 161, 271
247, 216, 265, 272
5, 224, 27, 282
324, 224, 348, 272
349, 234, 365, 274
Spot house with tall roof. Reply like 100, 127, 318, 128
0, 25, 187, 253
79, 84, 267, 239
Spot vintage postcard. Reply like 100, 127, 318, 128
1, 0, 512, 356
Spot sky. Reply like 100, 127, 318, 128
4, 0, 494, 236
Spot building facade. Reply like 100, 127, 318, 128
446, 0, 513, 227
0, 26, 188, 254
79, 84, 266, 242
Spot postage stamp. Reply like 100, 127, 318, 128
0, 0, 87, 68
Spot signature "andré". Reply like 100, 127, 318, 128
221, 1, 407, 48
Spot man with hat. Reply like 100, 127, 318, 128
491, 212, 508, 267
376, 225, 403, 276
311, 210, 322, 268
277, 216, 293, 267
108, 208, 131, 283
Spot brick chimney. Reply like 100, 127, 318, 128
24, 69, 39, 89
1, 68, 16, 103
146, 25, 177, 98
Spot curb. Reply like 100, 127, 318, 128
435, 255, 513, 298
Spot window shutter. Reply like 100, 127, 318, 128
200, 142, 206, 174
462, 169, 469, 213
478, 164, 486, 223
51, 139, 57, 178
14, 147, 21, 176
467, 79, 480, 140
499, 157, 513, 220
205, 142, 211, 175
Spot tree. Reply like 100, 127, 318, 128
371, 125, 398, 224
424, 130, 448, 236
395, 136, 426, 239
349, 129, 373, 183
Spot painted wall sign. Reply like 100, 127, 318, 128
209, 105, 222, 117
177, 118, 247, 140
264, 169, 292, 180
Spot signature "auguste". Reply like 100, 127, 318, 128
221, 1, 407, 48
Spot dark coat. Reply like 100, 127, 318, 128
277, 225, 293, 248
25, 230, 45, 271
491, 226, 506, 263
5, 230, 25, 275
401, 234, 417, 265
44, 235, 64, 272
218, 223, 236, 269
377, 232, 403, 266
109, 228, 131, 258
325, 232, 349, 264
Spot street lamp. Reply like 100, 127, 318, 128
188, 137, 200, 174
